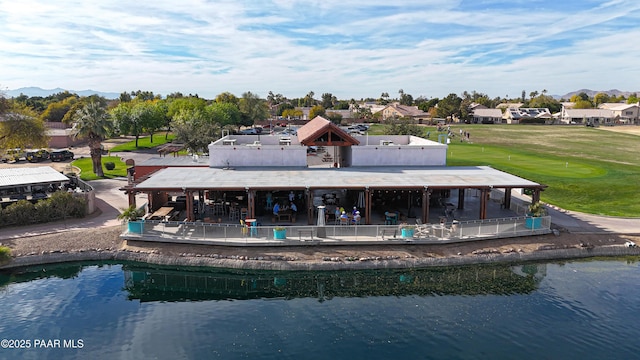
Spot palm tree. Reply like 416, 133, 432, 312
71, 102, 113, 177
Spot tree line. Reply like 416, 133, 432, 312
2, 87, 638, 177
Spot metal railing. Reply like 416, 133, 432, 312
122, 215, 552, 246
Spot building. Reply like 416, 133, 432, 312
598, 103, 639, 124
471, 108, 503, 124
560, 108, 614, 125
503, 108, 552, 124
381, 103, 430, 123
125, 117, 545, 227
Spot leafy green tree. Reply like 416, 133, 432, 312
326, 112, 342, 124
239, 91, 268, 126
299, 91, 315, 107
308, 105, 326, 119
0, 104, 49, 151
215, 92, 239, 106
277, 103, 294, 116
436, 93, 462, 120
110, 102, 134, 137
130, 90, 159, 101
398, 89, 413, 106
627, 94, 639, 104
171, 109, 220, 154
573, 100, 593, 109
0, 88, 9, 115
62, 95, 109, 124
334, 101, 350, 110
417, 98, 439, 112
321, 93, 336, 109
167, 96, 207, 119
593, 93, 610, 106
529, 95, 562, 113
383, 117, 423, 136
205, 102, 241, 129
119, 92, 132, 102
570, 92, 590, 102
70, 102, 114, 177
282, 108, 303, 119
378, 92, 390, 105
40, 96, 78, 122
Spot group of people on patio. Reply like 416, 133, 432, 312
272, 191, 298, 223
330, 206, 361, 225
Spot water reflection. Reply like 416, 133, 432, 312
0, 261, 547, 302
121, 262, 546, 302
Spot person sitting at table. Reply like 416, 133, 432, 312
352, 206, 358, 216
340, 211, 349, 220
352, 211, 361, 225
334, 207, 341, 222
273, 203, 280, 216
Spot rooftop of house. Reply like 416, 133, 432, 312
472, 108, 502, 117
507, 108, 552, 119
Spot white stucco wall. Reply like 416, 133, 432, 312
350, 135, 447, 166
208, 134, 446, 167
208, 135, 306, 167
351, 146, 447, 166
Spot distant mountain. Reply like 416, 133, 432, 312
5, 86, 119, 99
559, 89, 639, 100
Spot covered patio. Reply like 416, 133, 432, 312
123, 165, 545, 226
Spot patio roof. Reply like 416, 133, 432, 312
132, 165, 543, 192
0, 166, 69, 190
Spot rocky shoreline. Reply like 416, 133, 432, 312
1, 225, 639, 271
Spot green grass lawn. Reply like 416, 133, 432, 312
73, 156, 128, 181
108, 133, 175, 152
444, 125, 640, 216
369, 123, 639, 216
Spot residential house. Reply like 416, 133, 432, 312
381, 103, 430, 123
503, 108, 552, 124
598, 103, 639, 124
560, 108, 614, 125
471, 108, 503, 124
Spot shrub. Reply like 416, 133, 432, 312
0, 191, 87, 228
0, 246, 11, 261
527, 201, 547, 217
3, 200, 36, 226
104, 162, 116, 170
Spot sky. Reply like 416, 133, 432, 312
1, 0, 639, 100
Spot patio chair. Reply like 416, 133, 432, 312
240, 208, 248, 219
414, 224, 431, 239
229, 206, 239, 220
339, 217, 350, 226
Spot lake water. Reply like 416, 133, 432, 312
1, 258, 639, 359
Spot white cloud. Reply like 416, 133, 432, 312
1, 0, 639, 99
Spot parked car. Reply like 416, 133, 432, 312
50, 149, 74, 161
26, 149, 50, 162
1, 148, 25, 163
239, 128, 259, 135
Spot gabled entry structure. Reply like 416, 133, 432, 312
297, 116, 359, 167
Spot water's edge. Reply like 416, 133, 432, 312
2, 246, 639, 271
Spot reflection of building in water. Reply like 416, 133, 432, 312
122, 263, 547, 303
